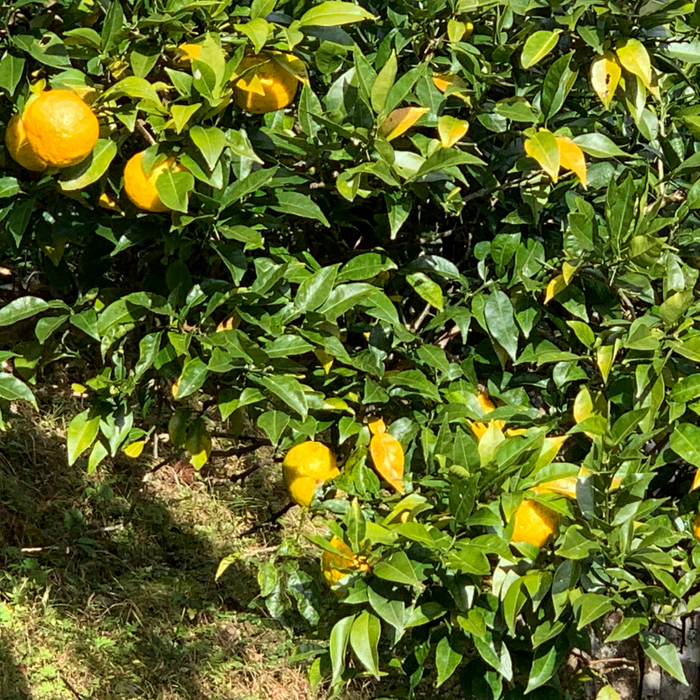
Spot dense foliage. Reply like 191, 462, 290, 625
4, 0, 700, 696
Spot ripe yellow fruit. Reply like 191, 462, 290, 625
232, 53, 299, 114
321, 536, 370, 587
22, 90, 99, 168
511, 499, 560, 548
282, 440, 339, 507
694, 513, 700, 540
123, 151, 187, 213
5, 114, 46, 171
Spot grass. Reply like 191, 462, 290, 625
0, 399, 327, 700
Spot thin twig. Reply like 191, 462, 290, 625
435, 323, 460, 348
239, 502, 295, 537
410, 303, 432, 333
135, 119, 156, 146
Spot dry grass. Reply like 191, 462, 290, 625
0, 398, 340, 700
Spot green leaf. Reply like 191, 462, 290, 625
485, 291, 519, 361
67, 410, 101, 465
271, 191, 330, 226
526, 644, 558, 694
573, 133, 627, 158
261, 375, 308, 419
373, 551, 423, 586
367, 587, 405, 634
349, 611, 381, 678
102, 76, 163, 108
330, 615, 355, 685
407, 272, 443, 311
521, 30, 562, 69
605, 174, 635, 250
597, 688, 622, 700
299, 1, 375, 26
0, 53, 25, 96
542, 52, 577, 120
174, 358, 208, 399
670, 423, 700, 468
640, 631, 688, 685
371, 50, 397, 114
672, 375, 700, 404
337, 253, 396, 282
295, 265, 339, 312
436, 634, 463, 687
575, 593, 614, 630
60, 139, 117, 191
412, 149, 485, 179
0, 297, 49, 327
237, 17, 270, 54
318, 283, 377, 320
170, 104, 201, 133
0, 372, 37, 408
221, 168, 277, 207
473, 632, 513, 681
347, 497, 366, 551
189, 125, 227, 170
156, 169, 194, 213
606, 616, 646, 643
257, 410, 290, 445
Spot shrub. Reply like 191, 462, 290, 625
2, 0, 700, 696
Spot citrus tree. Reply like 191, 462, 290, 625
3, 0, 700, 696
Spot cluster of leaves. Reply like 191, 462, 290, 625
4, 0, 700, 695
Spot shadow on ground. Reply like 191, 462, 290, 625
0, 410, 311, 700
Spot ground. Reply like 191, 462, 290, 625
0, 397, 340, 700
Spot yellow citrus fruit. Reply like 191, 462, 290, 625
22, 89, 99, 168
123, 151, 187, 213
511, 499, 560, 548
282, 440, 339, 507
321, 536, 370, 588
5, 114, 46, 171
694, 513, 700, 540
232, 53, 299, 114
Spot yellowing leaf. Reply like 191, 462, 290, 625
477, 392, 496, 414
524, 129, 560, 182
533, 476, 578, 500
370, 432, 405, 492
323, 397, 353, 413
468, 420, 490, 440
545, 274, 568, 304
534, 435, 568, 469
314, 348, 334, 374
368, 417, 387, 436
216, 312, 241, 332
438, 115, 469, 148
378, 107, 429, 141
616, 39, 652, 90
562, 261, 578, 284
186, 419, 212, 469
590, 52, 621, 108
478, 421, 505, 465
596, 343, 617, 384
691, 468, 700, 492
573, 385, 594, 424
432, 73, 467, 94
556, 136, 587, 188
124, 440, 146, 458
